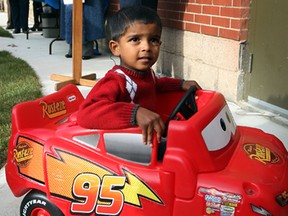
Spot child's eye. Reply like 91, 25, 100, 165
129, 37, 140, 43
150, 38, 161, 45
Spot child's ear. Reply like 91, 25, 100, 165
109, 40, 120, 56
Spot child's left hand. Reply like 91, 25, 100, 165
182, 80, 202, 91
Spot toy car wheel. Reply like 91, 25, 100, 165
20, 190, 64, 216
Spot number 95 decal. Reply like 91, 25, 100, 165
71, 173, 126, 215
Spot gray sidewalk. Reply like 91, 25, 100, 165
0, 11, 287, 215
0, 13, 115, 97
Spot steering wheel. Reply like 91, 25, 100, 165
163, 86, 198, 137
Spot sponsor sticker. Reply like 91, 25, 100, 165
67, 94, 76, 102
40, 100, 67, 118
243, 144, 281, 164
199, 187, 242, 216
13, 141, 34, 168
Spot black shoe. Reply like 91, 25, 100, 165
6, 25, 13, 30
82, 56, 92, 60
13, 29, 20, 34
30, 26, 37, 31
65, 54, 93, 60
22, 29, 29, 34
38, 23, 42, 31
30, 24, 42, 31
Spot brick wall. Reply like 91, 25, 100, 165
108, 0, 250, 41
107, 0, 252, 102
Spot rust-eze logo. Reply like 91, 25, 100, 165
40, 100, 67, 118
244, 144, 281, 164
13, 141, 34, 168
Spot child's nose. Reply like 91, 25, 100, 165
141, 40, 151, 51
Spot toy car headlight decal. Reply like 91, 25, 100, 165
201, 105, 236, 151
104, 133, 152, 165
73, 134, 100, 148
250, 204, 272, 216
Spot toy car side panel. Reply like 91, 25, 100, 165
39, 128, 175, 215
10, 84, 84, 133
6, 84, 84, 197
166, 91, 237, 171
5, 134, 48, 197
193, 126, 288, 216
161, 91, 238, 200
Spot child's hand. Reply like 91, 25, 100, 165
136, 107, 165, 147
182, 80, 202, 91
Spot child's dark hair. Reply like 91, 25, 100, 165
106, 6, 162, 42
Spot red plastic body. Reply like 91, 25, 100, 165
5, 84, 288, 215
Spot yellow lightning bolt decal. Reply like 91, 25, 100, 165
46, 149, 112, 200
46, 149, 163, 207
121, 169, 163, 207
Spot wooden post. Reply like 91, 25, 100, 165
50, 0, 97, 91
72, 0, 82, 83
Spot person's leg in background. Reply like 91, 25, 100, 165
120, 0, 158, 10
62, 0, 109, 60
82, 41, 94, 60
6, 0, 13, 29
119, 0, 141, 9
31, 0, 43, 31
19, 0, 29, 33
9, 0, 20, 33
142, 0, 158, 11
81, 0, 108, 59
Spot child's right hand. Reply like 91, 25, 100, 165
136, 107, 165, 147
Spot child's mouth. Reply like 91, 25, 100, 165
138, 57, 151, 61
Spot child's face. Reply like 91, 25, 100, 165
110, 22, 162, 72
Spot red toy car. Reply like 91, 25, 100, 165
6, 84, 288, 216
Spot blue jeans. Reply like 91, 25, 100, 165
120, 0, 158, 10
9, 0, 29, 30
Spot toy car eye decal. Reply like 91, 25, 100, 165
220, 118, 226, 131
201, 105, 236, 151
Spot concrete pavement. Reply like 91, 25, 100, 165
1, 11, 288, 215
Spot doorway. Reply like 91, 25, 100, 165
247, 0, 288, 116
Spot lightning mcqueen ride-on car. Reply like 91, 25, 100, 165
6, 84, 288, 216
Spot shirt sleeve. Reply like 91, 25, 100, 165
77, 73, 137, 129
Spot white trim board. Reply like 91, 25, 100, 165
248, 96, 288, 119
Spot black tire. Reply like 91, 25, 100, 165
20, 190, 64, 216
